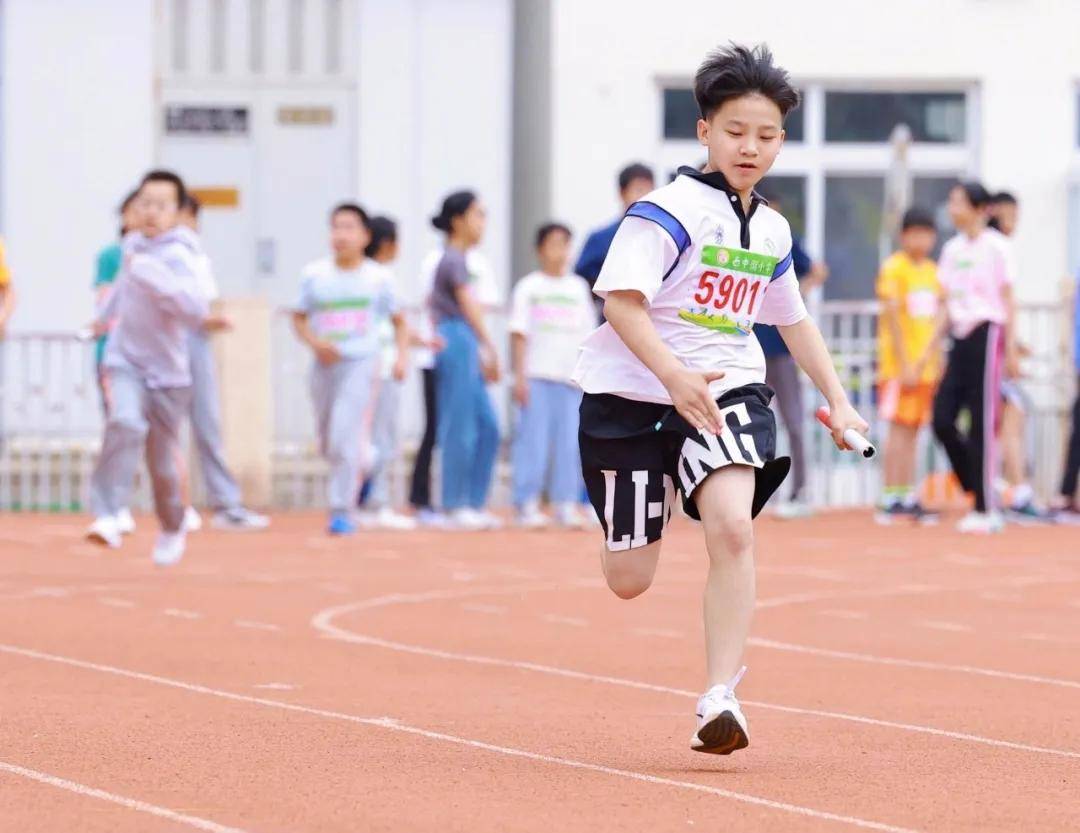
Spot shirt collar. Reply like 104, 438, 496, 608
676, 165, 768, 207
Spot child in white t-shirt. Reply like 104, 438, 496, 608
509, 223, 596, 529
572, 44, 867, 755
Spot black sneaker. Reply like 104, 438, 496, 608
874, 503, 911, 525
906, 501, 940, 526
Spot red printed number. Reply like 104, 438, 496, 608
694, 271, 763, 315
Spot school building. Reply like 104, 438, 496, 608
1, 0, 1079, 331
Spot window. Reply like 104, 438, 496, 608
759, 175, 807, 238
662, 88, 804, 142
288, 0, 305, 74
825, 92, 966, 143
325, 0, 343, 74
171, 0, 189, 73
249, 0, 265, 73
210, 0, 227, 74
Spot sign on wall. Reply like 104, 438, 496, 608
165, 106, 249, 135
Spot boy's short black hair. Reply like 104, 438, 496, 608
180, 193, 201, 217
901, 207, 936, 232
331, 202, 371, 228
535, 222, 572, 249
364, 216, 397, 258
955, 181, 992, 209
694, 43, 800, 121
140, 169, 187, 206
992, 191, 1018, 206
617, 163, 654, 193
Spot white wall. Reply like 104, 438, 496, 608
550, 0, 1080, 302
0, 0, 155, 332
357, 0, 513, 305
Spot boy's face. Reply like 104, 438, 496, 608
698, 93, 785, 195
900, 226, 936, 260
620, 176, 654, 209
331, 211, 371, 259
537, 230, 571, 274
137, 181, 181, 238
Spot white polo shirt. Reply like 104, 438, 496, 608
572, 167, 808, 404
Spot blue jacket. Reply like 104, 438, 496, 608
575, 218, 622, 287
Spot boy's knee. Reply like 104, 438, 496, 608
604, 566, 653, 600
703, 514, 754, 557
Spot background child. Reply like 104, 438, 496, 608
509, 223, 595, 529
876, 207, 942, 524
292, 203, 408, 536
932, 182, 1019, 534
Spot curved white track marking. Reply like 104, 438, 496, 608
164, 609, 203, 620
0, 760, 246, 833
234, 620, 282, 632
311, 590, 1080, 760
756, 584, 941, 610
0, 645, 915, 833
748, 639, 1080, 690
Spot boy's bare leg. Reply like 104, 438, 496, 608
883, 422, 918, 489
1000, 400, 1026, 488
601, 541, 661, 600
695, 466, 757, 688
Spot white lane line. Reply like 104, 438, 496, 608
163, 609, 203, 620
99, 598, 136, 609
632, 627, 685, 640
0, 759, 246, 833
757, 584, 941, 610
311, 592, 1080, 760
234, 620, 281, 632
252, 682, 297, 691
0, 645, 916, 833
917, 621, 975, 634
748, 638, 1080, 690
819, 610, 868, 621
460, 604, 508, 615
1021, 633, 1077, 645
542, 614, 588, 628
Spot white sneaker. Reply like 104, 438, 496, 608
211, 506, 270, 531
474, 510, 504, 530
86, 516, 122, 549
374, 507, 418, 531
517, 501, 550, 530
183, 506, 203, 533
447, 508, 487, 531
115, 508, 135, 535
415, 509, 449, 529
152, 529, 187, 566
555, 502, 586, 529
691, 667, 750, 755
774, 500, 814, 520
957, 511, 1005, 534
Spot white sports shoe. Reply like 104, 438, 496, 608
474, 510, 504, 530
774, 500, 814, 520
517, 501, 550, 530
691, 666, 750, 755
957, 511, 1005, 534
448, 508, 487, 531
183, 506, 203, 533
555, 502, 586, 529
415, 509, 449, 529
86, 516, 122, 549
211, 507, 270, 531
374, 507, 418, 531
152, 529, 187, 566
115, 508, 136, 535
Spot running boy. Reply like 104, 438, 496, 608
86, 170, 209, 565
293, 203, 408, 536
932, 182, 1018, 534
875, 207, 942, 524
509, 222, 596, 529
573, 43, 867, 755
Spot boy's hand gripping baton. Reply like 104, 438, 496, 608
815, 406, 876, 459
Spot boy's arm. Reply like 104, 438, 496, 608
391, 312, 409, 381
777, 317, 869, 449
604, 290, 725, 434
1002, 284, 1020, 379
510, 333, 529, 406
452, 284, 500, 380
291, 311, 341, 366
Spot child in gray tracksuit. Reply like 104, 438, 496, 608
86, 171, 208, 565
292, 203, 408, 535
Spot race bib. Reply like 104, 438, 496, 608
679, 245, 777, 336
905, 289, 938, 319
313, 298, 372, 342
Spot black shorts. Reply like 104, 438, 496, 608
579, 383, 790, 551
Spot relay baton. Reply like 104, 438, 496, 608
815, 406, 876, 459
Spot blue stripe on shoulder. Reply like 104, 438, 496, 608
771, 250, 793, 280
625, 201, 691, 255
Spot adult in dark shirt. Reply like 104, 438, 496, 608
575, 163, 656, 306
753, 197, 828, 515
428, 190, 502, 531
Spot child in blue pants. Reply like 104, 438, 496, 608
510, 223, 597, 528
